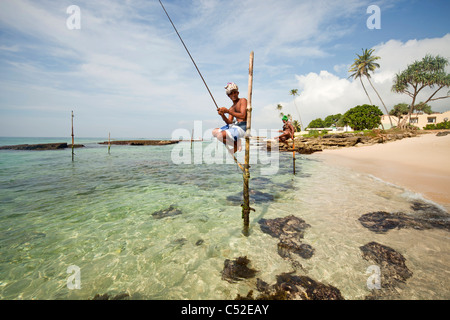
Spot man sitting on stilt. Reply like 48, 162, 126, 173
212, 82, 247, 154
275, 115, 295, 147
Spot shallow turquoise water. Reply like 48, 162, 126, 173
0, 138, 449, 299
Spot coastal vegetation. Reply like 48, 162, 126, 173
423, 120, 450, 130
392, 55, 450, 128
307, 113, 343, 129
305, 53, 449, 132
307, 105, 382, 131
341, 104, 383, 131
349, 48, 393, 127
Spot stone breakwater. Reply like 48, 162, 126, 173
0, 139, 180, 150
98, 140, 180, 146
0, 142, 84, 150
266, 130, 419, 154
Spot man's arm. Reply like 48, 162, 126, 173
218, 108, 233, 124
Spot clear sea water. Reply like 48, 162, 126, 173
0, 137, 449, 300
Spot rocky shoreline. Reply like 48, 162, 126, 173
0, 140, 180, 150
266, 130, 420, 154
0, 142, 84, 151
98, 140, 179, 146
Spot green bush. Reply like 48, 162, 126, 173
305, 130, 320, 138
423, 121, 450, 130
308, 118, 325, 128
437, 121, 450, 129
342, 104, 383, 131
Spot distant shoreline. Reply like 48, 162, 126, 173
0, 139, 180, 150
98, 140, 179, 146
0, 142, 84, 150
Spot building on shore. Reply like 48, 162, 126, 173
381, 110, 450, 130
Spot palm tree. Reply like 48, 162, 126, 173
276, 103, 284, 118
349, 48, 393, 128
289, 89, 303, 131
349, 54, 373, 105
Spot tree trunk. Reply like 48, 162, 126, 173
360, 77, 373, 105
367, 77, 394, 128
402, 89, 418, 129
292, 99, 303, 131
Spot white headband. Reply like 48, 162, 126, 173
225, 82, 238, 95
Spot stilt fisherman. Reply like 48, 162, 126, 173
212, 82, 247, 153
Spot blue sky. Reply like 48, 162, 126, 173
0, 0, 449, 138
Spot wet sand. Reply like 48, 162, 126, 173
318, 132, 450, 212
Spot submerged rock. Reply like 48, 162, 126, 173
226, 190, 274, 204
278, 241, 314, 260
359, 204, 450, 234
360, 242, 412, 290
236, 273, 344, 300
259, 215, 310, 239
410, 201, 449, 221
92, 292, 130, 300
151, 205, 182, 219
259, 215, 314, 261
221, 256, 258, 283
359, 211, 421, 233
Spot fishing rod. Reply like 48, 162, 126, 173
158, 0, 219, 110
159, 0, 245, 172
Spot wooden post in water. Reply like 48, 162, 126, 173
71, 111, 74, 161
108, 132, 111, 155
242, 51, 254, 235
292, 133, 296, 175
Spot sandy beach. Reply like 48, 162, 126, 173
318, 132, 450, 212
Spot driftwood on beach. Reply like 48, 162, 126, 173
98, 140, 180, 146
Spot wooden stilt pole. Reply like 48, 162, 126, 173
242, 51, 254, 235
71, 111, 74, 162
108, 132, 111, 155
292, 134, 296, 175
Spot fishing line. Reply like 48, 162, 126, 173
158, 0, 219, 110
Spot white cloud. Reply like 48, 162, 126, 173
267, 34, 450, 129
333, 63, 350, 74
1, 0, 449, 137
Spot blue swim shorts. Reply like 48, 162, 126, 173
219, 121, 247, 142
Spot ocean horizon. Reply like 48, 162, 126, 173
0, 136, 449, 300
